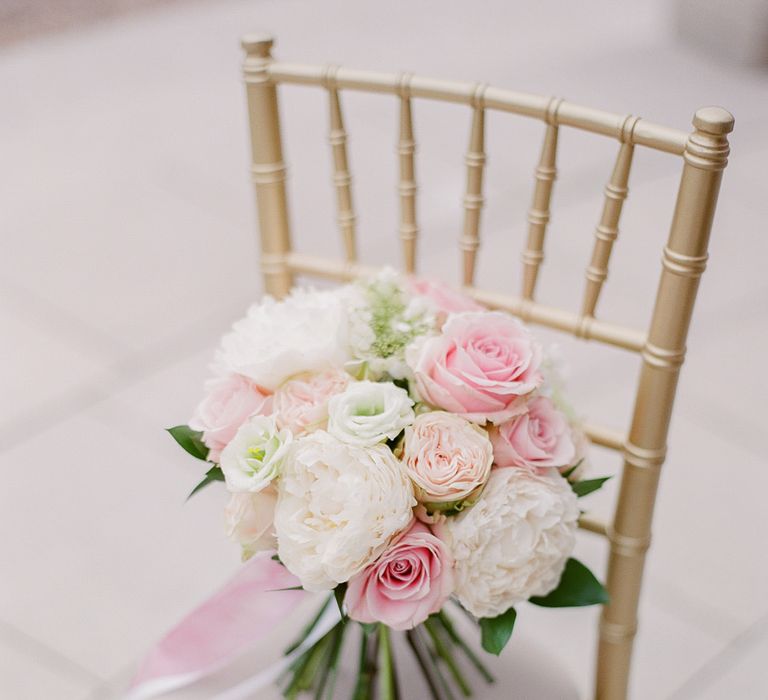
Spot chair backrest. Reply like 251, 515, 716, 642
240, 33, 733, 700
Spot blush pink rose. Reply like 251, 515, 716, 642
273, 369, 350, 435
408, 312, 543, 425
190, 374, 272, 462
490, 396, 576, 471
346, 522, 453, 630
409, 278, 483, 322
403, 411, 493, 512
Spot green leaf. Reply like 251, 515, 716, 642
529, 558, 609, 607
479, 607, 517, 655
560, 459, 584, 481
572, 476, 611, 498
334, 582, 348, 621
167, 425, 209, 461
186, 465, 224, 499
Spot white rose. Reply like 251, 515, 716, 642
439, 467, 579, 618
274, 431, 416, 591
224, 489, 277, 561
215, 288, 349, 391
220, 415, 291, 492
327, 380, 415, 446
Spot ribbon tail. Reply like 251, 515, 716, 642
212, 603, 341, 700
126, 551, 306, 700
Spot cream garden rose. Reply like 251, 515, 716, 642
439, 467, 579, 618
327, 380, 415, 446
274, 431, 416, 591
219, 415, 291, 492
224, 489, 277, 560
403, 411, 493, 512
216, 288, 349, 391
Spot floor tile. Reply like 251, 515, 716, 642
0, 635, 96, 700
0, 292, 119, 430
670, 614, 768, 700
0, 409, 240, 678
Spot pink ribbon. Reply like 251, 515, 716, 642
126, 552, 308, 700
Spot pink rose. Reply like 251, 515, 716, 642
346, 522, 453, 630
490, 396, 576, 471
408, 312, 542, 424
190, 374, 272, 462
560, 426, 590, 480
273, 369, 350, 435
403, 411, 493, 512
224, 488, 277, 560
409, 278, 483, 324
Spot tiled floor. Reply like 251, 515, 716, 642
2, 1, 767, 698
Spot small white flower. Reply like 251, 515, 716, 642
439, 467, 579, 618
275, 431, 416, 591
220, 415, 292, 492
327, 380, 415, 446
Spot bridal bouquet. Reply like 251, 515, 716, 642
169, 271, 609, 699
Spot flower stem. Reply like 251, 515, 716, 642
404, 629, 444, 700
284, 632, 332, 699
424, 618, 472, 696
377, 625, 399, 700
284, 594, 333, 655
317, 622, 346, 699
435, 611, 494, 684
417, 626, 457, 700
352, 628, 371, 700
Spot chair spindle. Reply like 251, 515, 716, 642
521, 99, 562, 300
323, 66, 357, 261
460, 85, 488, 285
242, 34, 294, 297
581, 117, 638, 317
398, 74, 418, 273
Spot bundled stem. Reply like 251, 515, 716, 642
282, 607, 493, 698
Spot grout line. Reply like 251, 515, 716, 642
0, 276, 128, 361
646, 574, 744, 642
0, 617, 103, 685
666, 611, 768, 700
0, 294, 253, 453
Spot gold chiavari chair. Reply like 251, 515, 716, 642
240, 33, 734, 700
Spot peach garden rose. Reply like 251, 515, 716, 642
403, 411, 493, 514
407, 311, 543, 425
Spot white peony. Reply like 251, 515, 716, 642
274, 431, 416, 591
439, 467, 579, 618
220, 415, 291, 492
215, 288, 349, 391
327, 380, 415, 446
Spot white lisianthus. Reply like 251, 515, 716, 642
274, 431, 416, 591
220, 415, 291, 492
215, 288, 349, 391
439, 467, 578, 618
327, 380, 415, 446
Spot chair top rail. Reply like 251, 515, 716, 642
265, 62, 688, 155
